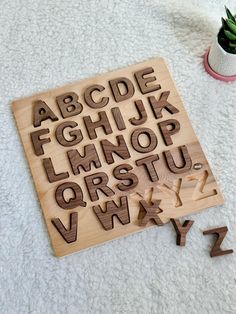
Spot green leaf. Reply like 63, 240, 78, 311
224, 30, 236, 41
225, 6, 236, 22
226, 19, 236, 35
221, 17, 228, 30
229, 42, 236, 48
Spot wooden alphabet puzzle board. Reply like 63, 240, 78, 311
12, 58, 224, 257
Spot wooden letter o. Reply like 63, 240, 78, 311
131, 128, 157, 153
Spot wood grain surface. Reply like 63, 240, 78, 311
12, 58, 224, 257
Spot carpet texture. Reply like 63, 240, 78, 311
0, 0, 235, 313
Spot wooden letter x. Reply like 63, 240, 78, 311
138, 200, 164, 227
170, 219, 194, 246
203, 226, 233, 257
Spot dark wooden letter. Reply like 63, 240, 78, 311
51, 212, 78, 244
129, 100, 147, 125
149, 91, 179, 119
30, 128, 51, 156
131, 127, 157, 153
138, 200, 164, 226
170, 219, 194, 246
111, 107, 126, 130
55, 182, 86, 209
83, 111, 112, 139
109, 77, 135, 102
93, 196, 130, 230
113, 164, 139, 191
55, 121, 83, 147
56, 92, 83, 118
203, 226, 233, 257
67, 144, 101, 175
164, 145, 192, 174
84, 84, 109, 108
33, 100, 58, 127
84, 172, 115, 201
134, 67, 161, 94
158, 119, 181, 146
135, 154, 159, 182
101, 135, 131, 164
43, 157, 69, 183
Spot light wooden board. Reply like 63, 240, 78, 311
12, 58, 224, 257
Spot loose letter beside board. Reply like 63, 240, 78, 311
12, 58, 224, 257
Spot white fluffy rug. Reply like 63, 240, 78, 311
1, 0, 235, 313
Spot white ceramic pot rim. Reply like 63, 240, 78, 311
215, 36, 236, 55
207, 36, 236, 77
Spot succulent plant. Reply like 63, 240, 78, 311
218, 6, 236, 54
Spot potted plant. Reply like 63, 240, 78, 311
204, 6, 236, 81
